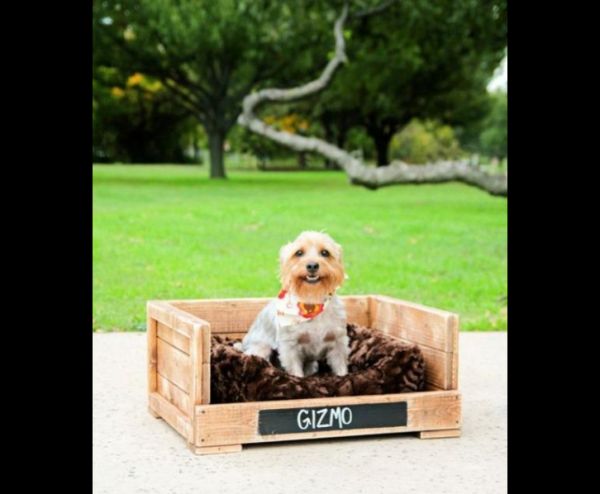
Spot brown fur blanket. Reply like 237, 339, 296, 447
211, 324, 425, 403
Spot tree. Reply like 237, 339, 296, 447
238, 4, 507, 196
93, 68, 200, 163
308, 0, 506, 166
230, 112, 312, 168
455, 89, 507, 160
478, 91, 507, 160
93, 0, 328, 177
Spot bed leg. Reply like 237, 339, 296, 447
189, 444, 243, 455
418, 429, 461, 439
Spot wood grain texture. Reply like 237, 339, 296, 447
388, 335, 451, 389
157, 321, 190, 355
147, 295, 462, 453
170, 299, 269, 333
195, 390, 461, 447
201, 363, 211, 404
418, 428, 461, 439
170, 296, 371, 333
341, 295, 371, 326
449, 314, 460, 389
149, 392, 192, 441
369, 295, 456, 352
189, 444, 243, 455
425, 383, 445, 391
148, 300, 208, 337
189, 325, 203, 416
157, 373, 190, 414
147, 317, 158, 395
200, 323, 211, 365
157, 338, 191, 393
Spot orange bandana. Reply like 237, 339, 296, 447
275, 289, 332, 328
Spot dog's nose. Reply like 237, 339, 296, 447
306, 262, 319, 273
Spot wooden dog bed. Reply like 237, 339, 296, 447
147, 295, 461, 455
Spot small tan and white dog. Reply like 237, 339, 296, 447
234, 231, 349, 377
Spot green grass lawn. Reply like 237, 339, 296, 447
93, 165, 507, 331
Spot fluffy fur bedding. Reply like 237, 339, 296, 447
210, 323, 426, 403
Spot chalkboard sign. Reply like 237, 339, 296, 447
258, 402, 407, 435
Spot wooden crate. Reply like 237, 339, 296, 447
147, 295, 461, 455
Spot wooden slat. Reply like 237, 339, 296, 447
189, 323, 211, 414
169, 298, 269, 333
157, 321, 191, 355
170, 295, 371, 333
200, 324, 211, 365
157, 373, 190, 414
341, 296, 370, 327
195, 390, 461, 447
369, 295, 456, 352
201, 363, 211, 404
419, 429, 461, 439
389, 335, 451, 389
189, 325, 201, 418
149, 392, 192, 441
449, 314, 460, 389
147, 301, 208, 337
147, 317, 158, 394
425, 383, 445, 391
157, 338, 191, 392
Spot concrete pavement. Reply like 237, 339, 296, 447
93, 332, 506, 494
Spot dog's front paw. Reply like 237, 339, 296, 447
303, 360, 319, 376
333, 367, 348, 377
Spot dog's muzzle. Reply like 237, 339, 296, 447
304, 262, 320, 283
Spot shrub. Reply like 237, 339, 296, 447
390, 119, 465, 163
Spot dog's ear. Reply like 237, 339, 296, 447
279, 242, 294, 265
333, 240, 343, 264
323, 235, 343, 264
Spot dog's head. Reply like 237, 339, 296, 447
279, 231, 345, 303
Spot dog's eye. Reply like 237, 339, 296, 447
294, 250, 304, 257
320, 249, 330, 257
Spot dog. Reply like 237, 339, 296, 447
234, 231, 349, 377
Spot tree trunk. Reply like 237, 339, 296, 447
373, 131, 392, 167
329, 130, 346, 170
297, 152, 307, 168
322, 119, 334, 168
322, 120, 345, 170
207, 130, 226, 178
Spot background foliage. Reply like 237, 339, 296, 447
93, 0, 507, 170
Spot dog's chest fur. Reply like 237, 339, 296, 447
276, 296, 347, 359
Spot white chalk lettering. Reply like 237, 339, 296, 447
295, 407, 354, 430
316, 408, 329, 428
342, 407, 352, 425
330, 407, 341, 427
297, 409, 311, 430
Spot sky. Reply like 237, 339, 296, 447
487, 54, 507, 92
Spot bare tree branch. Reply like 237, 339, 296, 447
352, 0, 400, 19
237, 3, 507, 197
